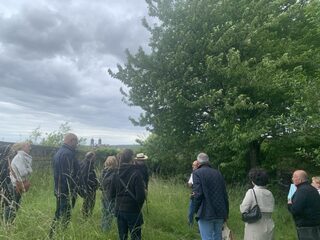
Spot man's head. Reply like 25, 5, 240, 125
197, 152, 209, 165
119, 149, 134, 164
64, 133, 78, 149
292, 170, 308, 186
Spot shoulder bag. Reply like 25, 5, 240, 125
241, 188, 262, 223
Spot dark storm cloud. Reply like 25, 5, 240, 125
0, 0, 151, 142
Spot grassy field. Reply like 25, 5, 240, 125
0, 170, 297, 239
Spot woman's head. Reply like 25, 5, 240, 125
104, 156, 118, 169
12, 142, 31, 154
249, 168, 269, 186
312, 176, 320, 189
85, 151, 96, 162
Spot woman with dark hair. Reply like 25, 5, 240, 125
79, 151, 99, 217
240, 168, 275, 240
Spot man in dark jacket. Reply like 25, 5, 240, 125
193, 152, 229, 240
110, 149, 146, 240
288, 170, 320, 240
49, 133, 80, 236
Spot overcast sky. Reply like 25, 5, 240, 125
0, 0, 152, 145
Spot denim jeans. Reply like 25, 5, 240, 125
198, 218, 224, 240
188, 198, 195, 225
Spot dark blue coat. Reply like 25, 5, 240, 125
193, 164, 229, 221
53, 144, 80, 197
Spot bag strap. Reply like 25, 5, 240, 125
118, 173, 137, 202
252, 188, 259, 206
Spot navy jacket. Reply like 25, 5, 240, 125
53, 144, 80, 197
193, 164, 229, 220
288, 181, 320, 227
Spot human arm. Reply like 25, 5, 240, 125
134, 173, 146, 207
240, 189, 254, 213
192, 171, 203, 214
288, 190, 307, 215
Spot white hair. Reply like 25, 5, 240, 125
197, 152, 209, 164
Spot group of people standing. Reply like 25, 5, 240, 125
49, 133, 148, 240
0, 142, 33, 223
2, 133, 320, 240
187, 153, 320, 240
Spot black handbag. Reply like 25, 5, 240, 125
241, 188, 262, 223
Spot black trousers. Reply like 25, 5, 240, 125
297, 225, 320, 240
116, 211, 143, 240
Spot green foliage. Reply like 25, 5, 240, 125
110, 0, 320, 179
27, 122, 87, 147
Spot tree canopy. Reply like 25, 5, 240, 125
110, 0, 320, 179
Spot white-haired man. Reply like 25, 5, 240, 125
193, 153, 229, 240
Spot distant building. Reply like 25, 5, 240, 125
90, 138, 94, 147
98, 138, 102, 145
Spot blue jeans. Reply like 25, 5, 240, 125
188, 198, 195, 225
198, 218, 224, 240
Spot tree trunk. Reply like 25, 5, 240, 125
249, 140, 261, 169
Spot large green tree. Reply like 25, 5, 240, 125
110, 0, 320, 178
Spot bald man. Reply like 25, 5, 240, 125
288, 170, 320, 240
49, 133, 80, 237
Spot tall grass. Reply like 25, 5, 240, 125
0, 171, 297, 239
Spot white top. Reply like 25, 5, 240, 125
188, 173, 193, 185
240, 185, 275, 213
10, 150, 33, 186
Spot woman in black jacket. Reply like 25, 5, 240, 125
101, 155, 118, 231
79, 151, 99, 217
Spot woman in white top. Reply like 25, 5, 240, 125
240, 168, 275, 240
10, 142, 32, 217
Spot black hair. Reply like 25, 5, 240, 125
120, 149, 134, 164
249, 168, 269, 186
